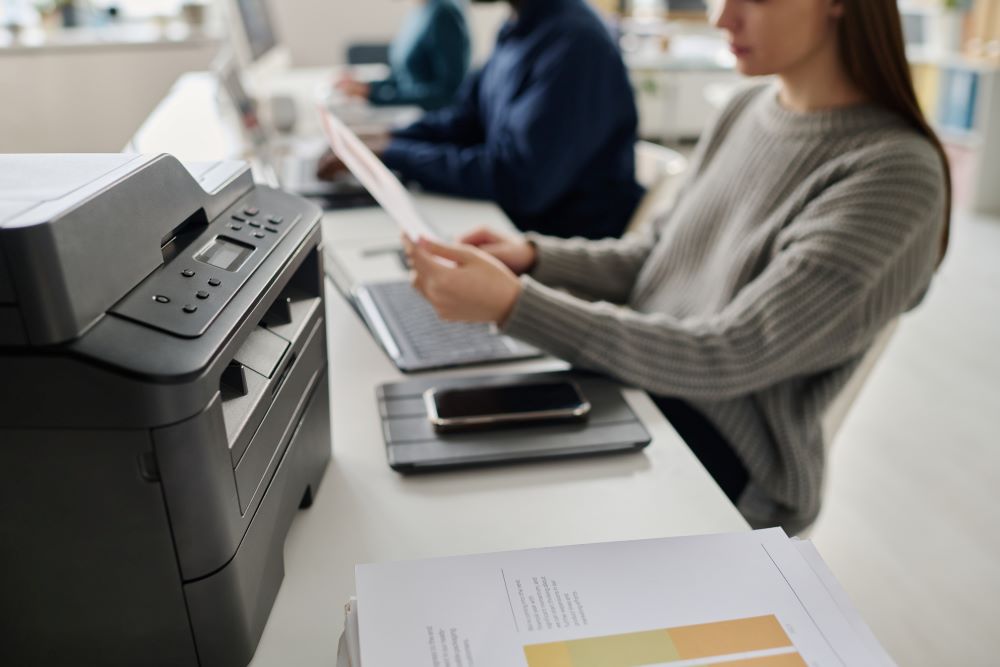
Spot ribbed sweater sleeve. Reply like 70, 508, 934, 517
503, 148, 944, 401
525, 229, 657, 303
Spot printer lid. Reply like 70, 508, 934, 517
0, 154, 253, 346
0, 154, 247, 230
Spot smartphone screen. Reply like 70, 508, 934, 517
426, 381, 590, 430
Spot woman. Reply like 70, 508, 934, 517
337, 0, 470, 111
405, 0, 952, 534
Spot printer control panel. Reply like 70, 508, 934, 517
111, 192, 301, 338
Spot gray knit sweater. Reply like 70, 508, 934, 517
502, 83, 946, 533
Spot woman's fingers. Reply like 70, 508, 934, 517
408, 241, 441, 278
417, 237, 477, 265
459, 227, 503, 247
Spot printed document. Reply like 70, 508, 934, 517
355, 529, 895, 667
319, 107, 440, 243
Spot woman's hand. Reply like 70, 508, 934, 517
406, 236, 524, 325
459, 227, 538, 275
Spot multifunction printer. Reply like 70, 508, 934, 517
0, 154, 331, 666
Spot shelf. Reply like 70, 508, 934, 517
907, 45, 1000, 72
0, 23, 220, 54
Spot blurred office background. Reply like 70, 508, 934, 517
1, 0, 998, 664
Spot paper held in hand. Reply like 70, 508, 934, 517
319, 107, 441, 243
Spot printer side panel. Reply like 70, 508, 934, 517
151, 232, 331, 666
0, 428, 199, 666
174, 376, 331, 667
0, 237, 28, 345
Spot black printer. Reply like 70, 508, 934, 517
0, 154, 331, 666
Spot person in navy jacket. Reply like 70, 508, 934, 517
323, 0, 644, 240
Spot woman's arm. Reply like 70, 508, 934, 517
504, 256, 869, 400
524, 229, 658, 303
502, 156, 944, 401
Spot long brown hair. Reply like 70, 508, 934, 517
837, 0, 951, 264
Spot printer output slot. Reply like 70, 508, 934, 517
220, 257, 323, 467
160, 208, 209, 264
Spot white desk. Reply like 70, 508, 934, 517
129, 67, 420, 168
133, 73, 750, 666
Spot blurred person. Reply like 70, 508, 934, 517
337, 0, 471, 111
322, 0, 644, 240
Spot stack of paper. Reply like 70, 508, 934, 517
341, 529, 895, 666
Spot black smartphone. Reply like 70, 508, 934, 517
423, 381, 591, 432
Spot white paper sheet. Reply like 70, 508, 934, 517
338, 597, 362, 667
319, 107, 440, 243
356, 529, 890, 667
792, 540, 897, 666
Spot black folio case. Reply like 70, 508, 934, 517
377, 371, 652, 472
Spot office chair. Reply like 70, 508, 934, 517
795, 319, 898, 537
822, 319, 899, 447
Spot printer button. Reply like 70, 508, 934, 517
253, 232, 265, 239
153, 295, 170, 304
182, 304, 198, 313
229, 224, 243, 231
267, 215, 283, 224
208, 278, 222, 287
248, 221, 261, 228
265, 226, 278, 234
244, 207, 259, 217
196, 291, 210, 300
181, 269, 196, 278
232, 215, 246, 223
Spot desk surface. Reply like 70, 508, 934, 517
134, 71, 749, 666
247, 199, 748, 666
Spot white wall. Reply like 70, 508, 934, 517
0, 2, 509, 153
0, 42, 217, 153
268, 0, 510, 67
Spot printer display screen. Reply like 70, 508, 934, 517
195, 236, 255, 272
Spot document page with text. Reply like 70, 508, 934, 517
355, 529, 894, 667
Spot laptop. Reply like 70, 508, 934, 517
317, 110, 543, 373
213, 56, 373, 207
352, 279, 541, 373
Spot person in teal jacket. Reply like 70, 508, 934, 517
337, 0, 471, 111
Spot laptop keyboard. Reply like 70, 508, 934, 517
368, 281, 529, 364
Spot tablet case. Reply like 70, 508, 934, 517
376, 371, 652, 472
